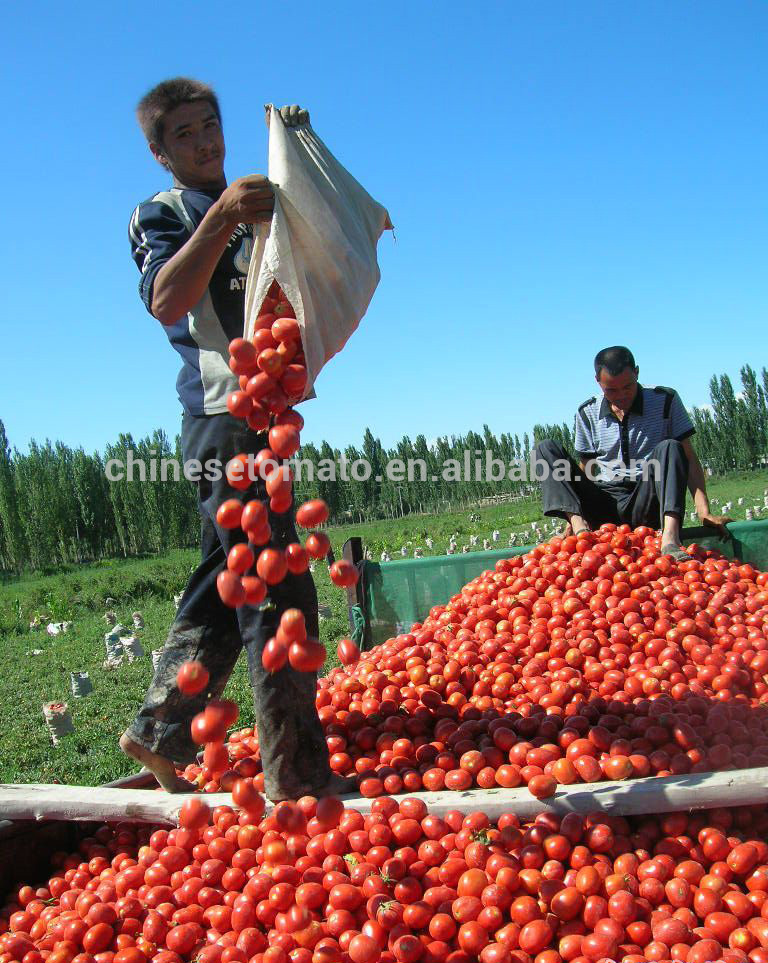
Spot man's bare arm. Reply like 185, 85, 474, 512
153, 104, 315, 325
681, 438, 732, 538
152, 176, 274, 325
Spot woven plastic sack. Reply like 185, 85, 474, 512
70, 672, 93, 698
244, 106, 392, 396
122, 636, 145, 662
43, 702, 74, 745
104, 632, 124, 668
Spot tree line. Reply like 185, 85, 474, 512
1, 363, 765, 573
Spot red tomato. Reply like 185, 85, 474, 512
268, 425, 301, 460
216, 571, 246, 608
295, 500, 329, 528
288, 639, 326, 673
178, 798, 210, 830
231, 779, 264, 818
226, 391, 252, 420
280, 609, 307, 642
528, 774, 557, 799
262, 636, 289, 673
241, 576, 267, 606
271, 317, 300, 343
280, 365, 308, 399
337, 638, 360, 666
225, 454, 253, 491
176, 661, 209, 696
285, 543, 310, 574
347, 935, 378, 963
227, 544, 254, 575
216, 499, 243, 530
256, 548, 288, 585
329, 561, 358, 588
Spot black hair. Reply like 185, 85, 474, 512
136, 77, 221, 146
594, 346, 637, 376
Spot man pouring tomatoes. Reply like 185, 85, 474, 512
121, 78, 354, 801
533, 346, 731, 558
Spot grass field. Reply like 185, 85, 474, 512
0, 470, 766, 787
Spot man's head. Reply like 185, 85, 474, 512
136, 78, 226, 189
594, 346, 639, 414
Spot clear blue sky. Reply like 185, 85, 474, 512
2, 1, 766, 457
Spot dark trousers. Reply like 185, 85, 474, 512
125, 412, 331, 801
534, 438, 688, 530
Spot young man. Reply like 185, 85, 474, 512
122, 78, 353, 801
534, 346, 731, 558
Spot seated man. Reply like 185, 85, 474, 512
534, 346, 731, 558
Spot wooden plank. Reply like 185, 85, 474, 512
0, 784, 185, 825
4, 766, 768, 826
359, 767, 768, 821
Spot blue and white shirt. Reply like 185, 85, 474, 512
573, 385, 695, 482
129, 187, 256, 416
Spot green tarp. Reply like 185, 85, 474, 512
361, 520, 768, 648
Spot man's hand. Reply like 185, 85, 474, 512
699, 512, 733, 539
265, 104, 311, 128
215, 175, 274, 226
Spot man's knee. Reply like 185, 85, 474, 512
535, 439, 566, 462
643, 439, 687, 486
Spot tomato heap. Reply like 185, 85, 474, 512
7, 796, 768, 963
215, 284, 357, 612
185, 524, 768, 798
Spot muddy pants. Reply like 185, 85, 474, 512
534, 438, 688, 529
125, 412, 331, 801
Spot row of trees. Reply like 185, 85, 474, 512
1, 364, 765, 572
690, 366, 768, 475
0, 427, 198, 572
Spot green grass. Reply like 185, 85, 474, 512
0, 470, 765, 787
0, 566, 351, 787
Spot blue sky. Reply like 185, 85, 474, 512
2, 1, 766, 457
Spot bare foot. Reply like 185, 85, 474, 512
566, 514, 590, 536
119, 733, 197, 793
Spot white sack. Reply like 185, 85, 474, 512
122, 636, 145, 662
70, 672, 93, 698
245, 107, 392, 396
43, 702, 74, 745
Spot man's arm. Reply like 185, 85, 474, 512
151, 176, 274, 325
681, 437, 733, 537
152, 103, 311, 325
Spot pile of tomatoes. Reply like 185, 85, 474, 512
7, 794, 768, 963
2, 529, 768, 962
215, 285, 357, 612
182, 524, 768, 798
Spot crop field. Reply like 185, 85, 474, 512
0, 469, 766, 789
